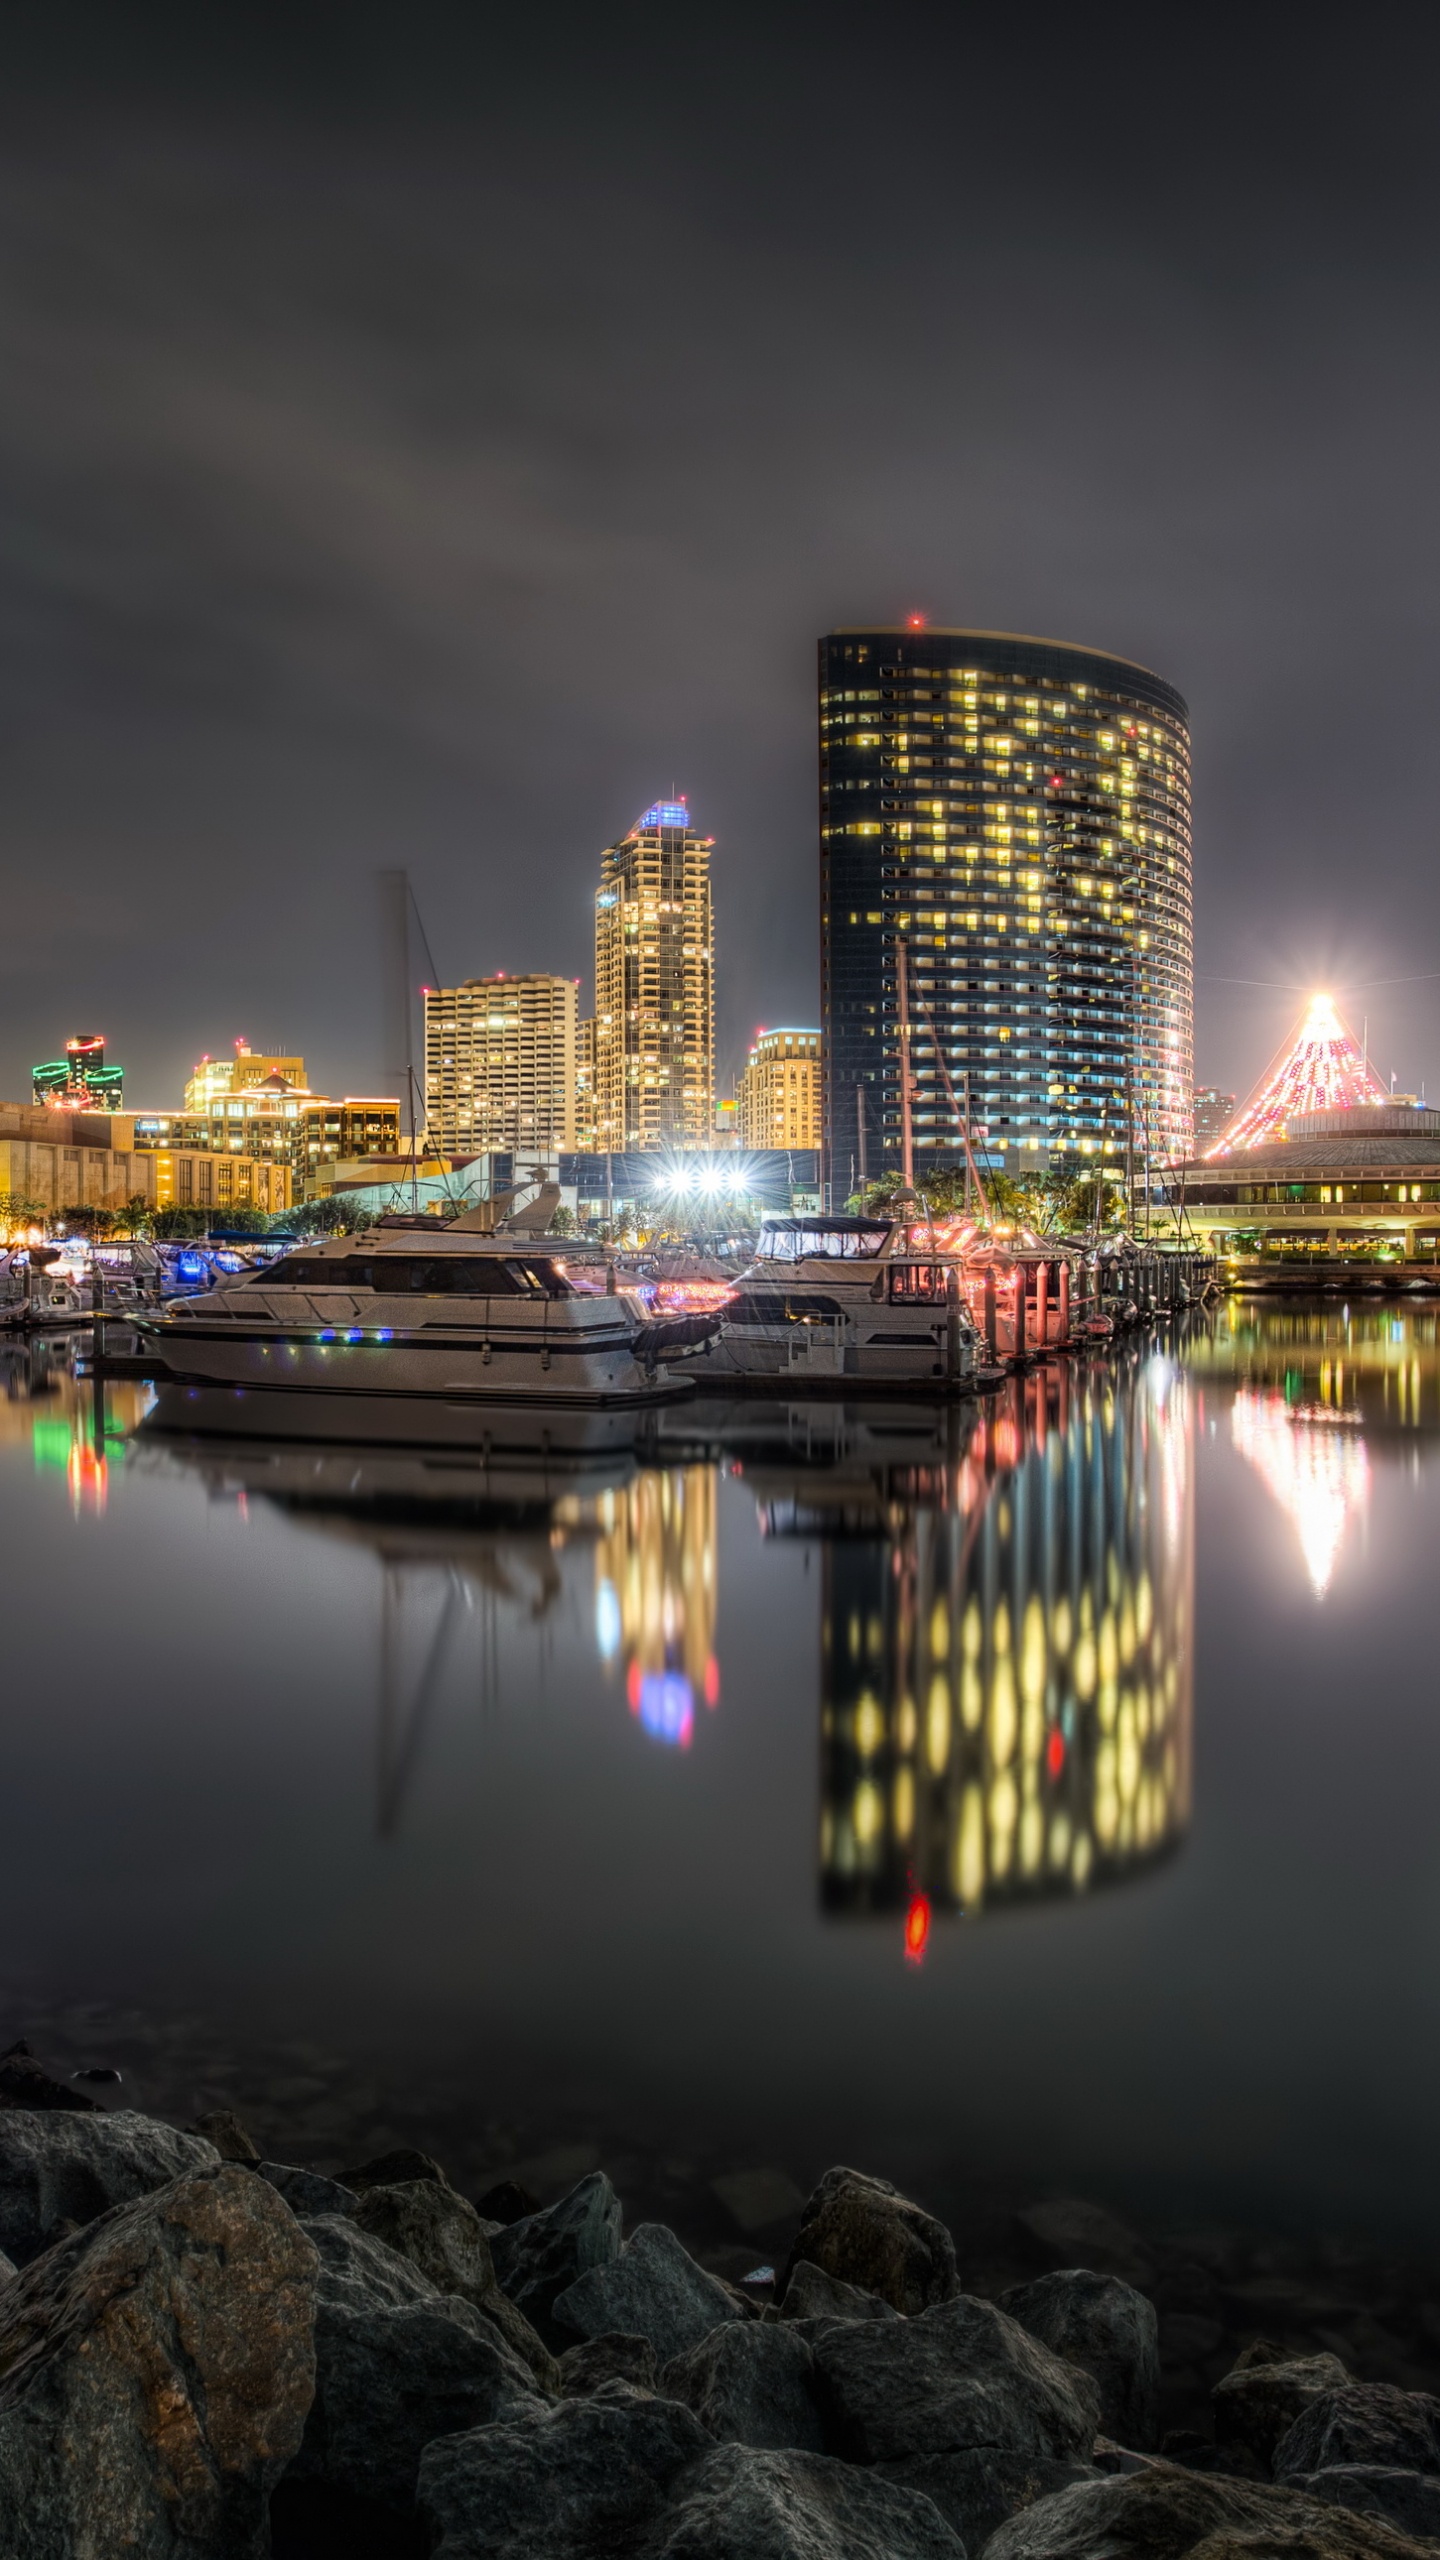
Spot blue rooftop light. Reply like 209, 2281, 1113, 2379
636, 797, 690, 831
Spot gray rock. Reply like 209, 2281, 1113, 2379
259, 2160, 359, 2216
638, 2441, 968, 2557
417, 2380, 713, 2557
0, 2108, 220, 2265
294, 2211, 543, 2513
353, 2178, 561, 2388
782, 2167, 959, 2318
489, 2170, 622, 2345
338, 2145, 451, 2192
779, 2261, 902, 2324
0, 2161, 317, 2559
0, 2038, 99, 2114
187, 2108, 260, 2163
983, 2462, 1434, 2556
879, 2448, 1099, 2552
813, 2293, 1100, 2468
662, 2320, 828, 2452
1012, 2200, 1153, 2291
1296, 2465, 1440, 2539
0, 2245, 14, 2288
1213, 2344, 1352, 2465
552, 2219, 742, 2363
560, 2333, 659, 2395
1275, 2384, 1440, 2482
1001, 2268, 1160, 2448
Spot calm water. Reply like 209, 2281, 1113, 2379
3, 1304, 1438, 2246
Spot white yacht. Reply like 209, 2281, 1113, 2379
136, 1223, 723, 1407
707, 1214, 982, 1390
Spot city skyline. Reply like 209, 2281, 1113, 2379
2, 13, 1438, 1122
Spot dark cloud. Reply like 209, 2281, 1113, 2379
1, 2, 1438, 1103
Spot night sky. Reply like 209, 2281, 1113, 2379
4, 5, 1438, 1112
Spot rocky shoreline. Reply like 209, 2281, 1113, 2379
5, 2035, 1440, 2554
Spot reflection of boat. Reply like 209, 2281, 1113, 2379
707, 1215, 983, 1390
136, 1224, 723, 1407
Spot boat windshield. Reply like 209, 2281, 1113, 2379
756, 1224, 891, 1263
260, 1254, 573, 1298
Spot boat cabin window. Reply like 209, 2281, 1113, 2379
756, 1224, 890, 1263
728, 1290, 845, 1325
889, 1263, 947, 1301
261, 1254, 572, 1298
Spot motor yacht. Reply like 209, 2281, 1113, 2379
706, 1214, 983, 1390
136, 1222, 723, 1406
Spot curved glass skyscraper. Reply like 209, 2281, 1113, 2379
819, 627, 1192, 1195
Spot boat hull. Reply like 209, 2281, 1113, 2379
136, 1322, 695, 1405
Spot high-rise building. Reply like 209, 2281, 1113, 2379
1193, 1085, 1237, 1152
738, 1028, 822, 1151
33, 1035, 124, 1111
575, 1017, 598, 1151
594, 798, 714, 1152
184, 1043, 306, 1113
819, 628, 1193, 1195
424, 974, 577, 1157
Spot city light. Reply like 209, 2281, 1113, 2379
1207, 991, 1387, 1155
649, 1155, 755, 1200
1230, 1387, 1370, 1596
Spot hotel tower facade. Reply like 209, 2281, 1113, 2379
819, 628, 1193, 1196
593, 798, 715, 1151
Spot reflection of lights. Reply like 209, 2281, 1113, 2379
1231, 1389, 1369, 1597
903, 1893, 930, 1963
595, 1579, 622, 1661
628, 1662, 694, 1748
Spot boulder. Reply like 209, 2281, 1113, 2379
187, 2110, 261, 2163
1000, 2269, 1160, 2448
1275, 2384, 1440, 2482
779, 2261, 901, 2325
1295, 2466, 1440, 2540
0, 2245, 14, 2288
1012, 2200, 1153, 2291
813, 2293, 1100, 2468
489, 2171, 622, 2344
662, 2320, 828, 2452
0, 2040, 99, 2113
879, 2447, 1100, 2552
782, 2168, 959, 2318
983, 2461, 1435, 2556
0, 2161, 317, 2559
352, 2179, 561, 2388
338, 2146, 450, 2193
293, 2211, 543, 2514
0, 2109, 220, 2265
477, 2179, 540, 2226
552, 2220, 741, 2364
1213, 2346, 1353, 2465
417, 2381, 713, 2557
635, 2441, 967, 2557
259, 2162, 358, 2217
560, 2332, 659, 2395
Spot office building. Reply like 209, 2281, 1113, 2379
138, 1086, 400, 1199
424, 974, 577, 1157
819, 627, 1193, 1195
33, 1036, 124, 1111
594, 798, 715, 1151
738, 1028, 822, 1151
184, 1043, 307, 1114
1193, 1086, 1237, 1152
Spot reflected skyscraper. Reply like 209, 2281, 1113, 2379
816, 1357, 1194, 1919
590, 1466, 720, 1748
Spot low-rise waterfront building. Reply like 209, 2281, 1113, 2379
0, 1104, 292, 1218
1179, 1105, 1440, 1260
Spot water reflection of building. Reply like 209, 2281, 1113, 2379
587, 1469, 719, 1749
1185, 1303, 1438, 1597
816, 1357, 1193, 1919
